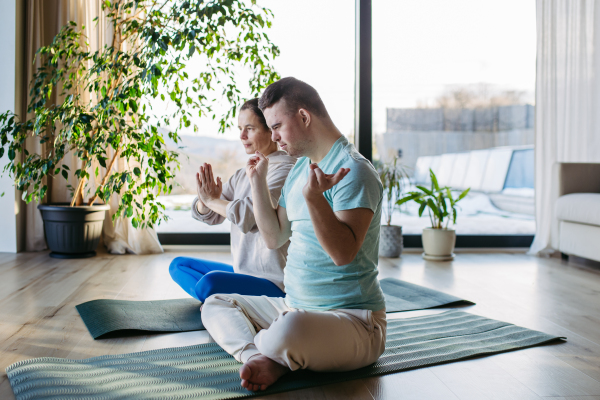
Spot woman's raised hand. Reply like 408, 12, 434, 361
246, 151, 270, 183
196, 163, 223, 207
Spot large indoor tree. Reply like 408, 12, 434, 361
0, 0, 280, 228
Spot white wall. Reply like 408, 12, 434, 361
0, 0, 21, 253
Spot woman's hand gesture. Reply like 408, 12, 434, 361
197, 163, 222, 208
246, 151, 270, 183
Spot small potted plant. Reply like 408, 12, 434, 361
377, 157, 410, 258
397, 169, 470, 261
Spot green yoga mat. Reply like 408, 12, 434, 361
76, 278, 474, 339
7, 310, 565, 400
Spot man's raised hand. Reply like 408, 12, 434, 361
197, 163, 223, 208
302, 163, 350, 199
246, 151, 270, 183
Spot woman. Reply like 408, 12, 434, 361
169, 98, 296, 302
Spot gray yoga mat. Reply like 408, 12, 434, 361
76, 298, 204, 339
7, 310, 565, 400
76, 278, 473, 339
380, 278, 474, 312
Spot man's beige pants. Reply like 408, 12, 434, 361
201, 294, 387, 372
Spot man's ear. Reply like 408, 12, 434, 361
298, 108, 311, 128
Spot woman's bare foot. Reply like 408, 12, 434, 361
239, 354, 289, 391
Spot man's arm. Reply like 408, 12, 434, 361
305, 197, 373, 266
247, 152, 292, 249
303, 163, 373, 266
225, 163, 293, 234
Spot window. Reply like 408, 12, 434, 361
372, 0, 536, 236
158, 0, 536, 246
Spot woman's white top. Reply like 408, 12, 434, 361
191, 150, 296, 291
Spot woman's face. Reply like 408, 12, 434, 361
238, 109, 276, 155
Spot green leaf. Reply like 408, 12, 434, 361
418, 201, 426, 217
427, 198, 441, 220
457, 188, 471, 201
396, 193, 419, 206
446, 188, 455, 206
61, 170, 68, 180
133, 166, 141, 176
416, 185, 433, 195
129, 99, 138, 113
441, 194, 448, 216
430, 169, 440, 191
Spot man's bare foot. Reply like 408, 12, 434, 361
239, 354, 289, 391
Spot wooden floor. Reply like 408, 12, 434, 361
1, 248, 600, 400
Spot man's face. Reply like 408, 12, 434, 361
263, 100, 311, 157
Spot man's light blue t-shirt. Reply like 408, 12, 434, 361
279, 136, 385, 312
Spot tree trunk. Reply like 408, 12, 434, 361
70, 177, 86, 207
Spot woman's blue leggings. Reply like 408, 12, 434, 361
168, 256, 285, 302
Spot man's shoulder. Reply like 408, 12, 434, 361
329, 141, 374, 168
328, 145, 383, 208
331, 147, 381, 185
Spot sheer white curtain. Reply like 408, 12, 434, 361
23, 0, 162, 254
529, 0, 600, 255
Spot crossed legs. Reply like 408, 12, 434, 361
201, 293, 387, 391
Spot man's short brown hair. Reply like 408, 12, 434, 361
258, 77, 329, 118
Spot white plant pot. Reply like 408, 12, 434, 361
422, 228, 456, 261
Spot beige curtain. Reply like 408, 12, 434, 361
528, 0, 600, 255
22, 0, 163, 254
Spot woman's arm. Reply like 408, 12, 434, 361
191, 196, 226, 225
192, 163, 234, 224
199, 163, 237, 218
196, 197, 210, 214
203, 198, 229, 218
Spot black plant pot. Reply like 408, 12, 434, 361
38, 203, 111, 259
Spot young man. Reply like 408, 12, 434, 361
201, 77, 386, 391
